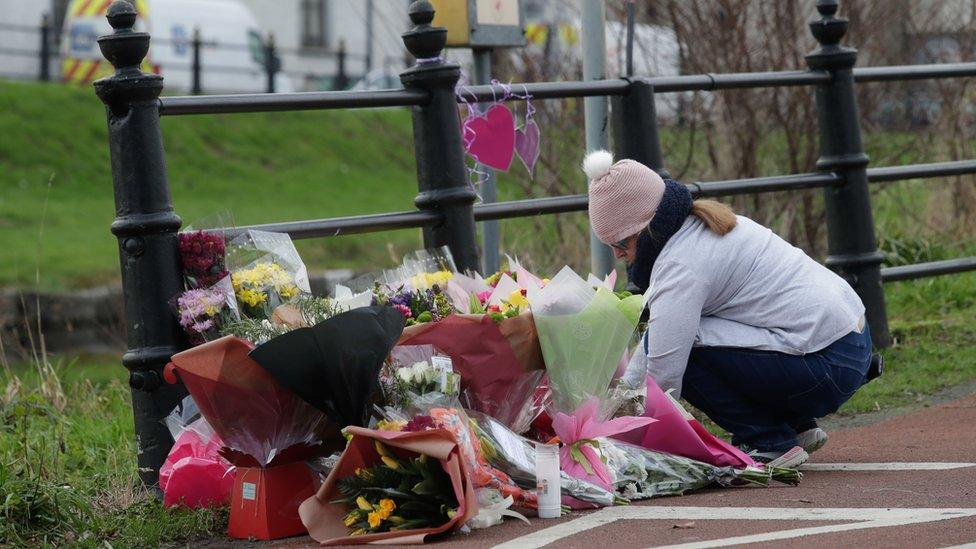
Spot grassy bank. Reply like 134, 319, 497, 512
0, 79, 422, 290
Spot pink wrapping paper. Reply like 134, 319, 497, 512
550, 399, 655, 491
614, 376, 756, 468
159, 428, 235, 508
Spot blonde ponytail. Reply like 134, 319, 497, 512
691, 199, 737, 236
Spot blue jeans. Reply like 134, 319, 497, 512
680, 325, 873, 452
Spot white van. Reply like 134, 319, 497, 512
59, 0, 292, 93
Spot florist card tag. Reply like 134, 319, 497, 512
489, 419, 531, 471
431, 356, 453, 390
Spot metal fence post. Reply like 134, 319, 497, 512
806, 0, 890, 347
39, 13, 51, 82
94, 1, 187, 488
334, 39, 349, 90
265, 33, 277, 93
610, 78, 670, 178
191, 27, 202, 95
399, 1, 480, 272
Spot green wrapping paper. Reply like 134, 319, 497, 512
529, 267, 646, 413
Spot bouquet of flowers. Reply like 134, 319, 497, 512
333, 441, 459, 536
601, 438, 800, 501
230, 258, 302, 318
379, 345, 461, 414
299, 427, 478, 545
398, 313, 546, 433
164, 335, 331, 468
159, 396, 235, 509
374, 284, 455, 326
178, 229, 229, 289
614, 376, 760, 469
175, 277, 239, 345
527, 266, 647, 415
468, 411, 623, 508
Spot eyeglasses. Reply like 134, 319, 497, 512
610, 238, 629, 251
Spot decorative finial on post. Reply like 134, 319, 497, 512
98, 1, 150, 74
402, 1, 447, 62
94, 0, 161, 114
809, 0, 848, 48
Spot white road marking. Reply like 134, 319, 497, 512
494, 507, 976, 549
801, 462, 976, 471
941, 543, 976, 549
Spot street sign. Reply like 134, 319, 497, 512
430, 0, 526, 48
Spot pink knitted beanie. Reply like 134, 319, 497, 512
583, 150, 665, 244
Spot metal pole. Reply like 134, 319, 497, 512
334, 39, 349, 90
94, 1, 186, 488
39, 13, 51, 81
365, 0, 374, 74
806, 0, 890, 347
191, 27, 202, 95
400, 1, 480, 272
626, 1, 635, 77
473, 48, 500, 274
611, 79, 669, 178
581, 0, 614, 277
265, 32, 276, 93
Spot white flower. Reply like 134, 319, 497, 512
396, 367, 415, 384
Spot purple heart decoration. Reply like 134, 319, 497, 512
515, 119, 541, 177
464, 103, 516, 171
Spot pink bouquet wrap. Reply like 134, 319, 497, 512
398, 314, 544, 432
614, 376, 756, 468
551, 399, 655, 492
159, 424, 235, 508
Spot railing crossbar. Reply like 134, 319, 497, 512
228, 158, 976, 237
155, 61, 976, 117
866, 160, 976, 183
228, 210, 439, 240
881, 257, 976, 282
158, 88, 429, 115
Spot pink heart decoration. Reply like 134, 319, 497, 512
464, 104, 516, 171
515, 118, 540, 176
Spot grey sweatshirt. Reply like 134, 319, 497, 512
625, 215, 865, 397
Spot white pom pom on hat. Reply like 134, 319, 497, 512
582, 149, 614, 180
582, 150, 666, 245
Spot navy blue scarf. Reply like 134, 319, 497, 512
626, 179, 693, 293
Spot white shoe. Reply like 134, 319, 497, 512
745, 445, 810, 468
797, 427, 828, 454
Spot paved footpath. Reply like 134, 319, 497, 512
253, 393, 976, 549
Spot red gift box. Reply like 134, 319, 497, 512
228, 460, 318, 540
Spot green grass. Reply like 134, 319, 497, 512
0, 356, 227, 547
0, 79, 422, 290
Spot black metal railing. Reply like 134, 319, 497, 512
93, 0, 976, 486
0, 14, 371, 93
